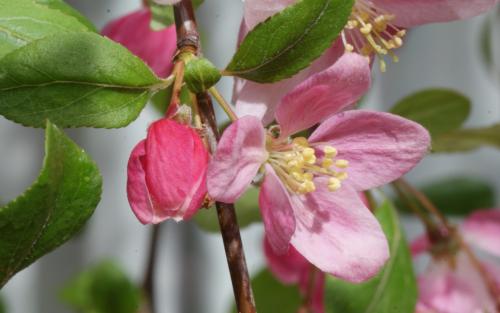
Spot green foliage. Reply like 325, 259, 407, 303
0, 121, 102, 288
395, 176, 496, 216
0, 294, 5, 313
0, 32, 165, 128
184, 58, 221, 93
194, 187, 261, 232
34, 0, 97, 32
61, 261, 141, 313
148, 0, 204, 30
326, 201, 417, 313
432, 124, 500, 152
0, 0, 93, 58
225, 0, 354, 83
391, 89, 470, 138
231, 270, 302, 313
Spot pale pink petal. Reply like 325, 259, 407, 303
462, 209, 500, 258
299, 273, 325, 313
243, 0, 296, 30
264, 237, 309, 284
102, 9, 177, 77
260, 165, 296, 254
411, 234, 431, 256
127, 140, 157, 224
291, 182, 389, 282
310, 110, 430, 191
235, 42, 344, 125
276, 53, 371, 137
207, 116, 268, 203
372, 0, 498, 28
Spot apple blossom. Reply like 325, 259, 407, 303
207, 52, 430, 282
102, 8, 177, 77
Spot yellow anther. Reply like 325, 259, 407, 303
336, 172, 348, 181
322, 158, 333, 168
305, 155, 317, 165
335, 159, 349, 169
303, 173, 313, 181
360, 24, 373, 34
284, 153, 294, 161
293, 137, 308, 146
291, 171, 303, 181
304, 181, 316, 192
345, 43, 354, 52
328, 177, 341, 192
323, 146, 337, 157
288, 160, 299, 168
302, 148, 315, 158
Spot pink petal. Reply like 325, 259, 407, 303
102, 9, 177, 77
235, 41, 344, 125
264, 237, 310, 284
410, 234, 431, 256
462, 208, 500, 258
260, 165, 296, 254
276, 53, 371, 137
145, 119, 208, 220
310, 110, 430, 191
290, 182, 389, 282
207, 116, 267, 203
372, 0, 498, 28
127, 140, 158, 224
243, 0, 296, 30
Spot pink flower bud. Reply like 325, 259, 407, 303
127, 118, 209, 224
102, 8, 177, 78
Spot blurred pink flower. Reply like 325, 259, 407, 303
208, 52, 430, 282
127, 118, 209, 224
102, 8, 177, 78
413, 209, 500, 313
236, 0, 498, 122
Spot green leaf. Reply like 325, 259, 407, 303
184, 57, 221, 93
395, 176, 495, 216
194, 187, 261, 232
432, 124, 500, 152
224, 0, 354, 83
0, 294, 6, 313
147, 0, 204, 30
0, 0, 93, 58
326, 200, 417, 313
0, 32, 166, 128
0, 121, 102, 288
35, 0, 97, 32
391, 89, 471, 138
60, 261, 141, 313
231, 270, 302, 313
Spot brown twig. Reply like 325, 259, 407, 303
173, 2, 257, 312
142, 225, 161, 313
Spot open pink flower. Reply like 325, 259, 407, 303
208, 53, 430, 282
236, 0, 498, 121
127, 118, 209, 224
412, 209, 500, 313
102, 8, 177, 78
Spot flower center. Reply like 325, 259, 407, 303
266, 136, 349, 195
342, 0, 406, 72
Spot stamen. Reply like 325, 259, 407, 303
342, 0, 406, 71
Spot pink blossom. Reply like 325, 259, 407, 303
208, 53, 430, 282
102, 8, 177, 78
412, 209, 500, 313
236, 0, 498, 121
127, 118, 209, 224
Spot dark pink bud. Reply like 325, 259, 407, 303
127, 118, 209, 224
102, 8, 177, 78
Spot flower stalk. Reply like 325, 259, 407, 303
172, 1, 257, 312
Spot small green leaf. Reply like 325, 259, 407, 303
194, 187, 261, 232
184, 58, 221, 93
0, 0, 93, 58
225, 0, 354, 83
147, 0, 204, 30
326, 200, 417, 313
395, 176, 496, 216
0, 121, 102, 288
391, 89, 471, 138
0, 294, 6, 313
432, 124, 500, 152
60, 261, 141, 313
35, 0, 97, 32
230, 270, 302, 313
0, 32, 165, 128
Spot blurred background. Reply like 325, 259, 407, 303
0, 0, 498, 312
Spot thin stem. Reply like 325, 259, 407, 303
392, 181, 436, 232
168, 61, 185, 113
142, 225, 161, 313
208, 87, 238, 121
173, 1, 257, 312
